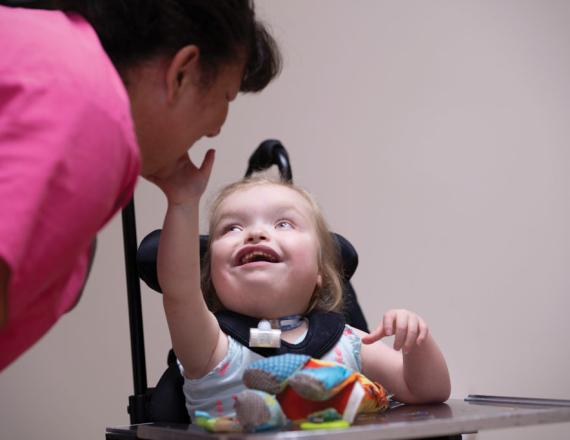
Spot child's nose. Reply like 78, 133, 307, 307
245, 225, 269, 243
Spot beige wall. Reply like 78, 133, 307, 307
2, 1, 570, 439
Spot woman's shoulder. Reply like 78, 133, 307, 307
1, 8, 94, 74
0, 6, 128, 116
0, 7, 139, 189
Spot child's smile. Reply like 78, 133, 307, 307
234, 244, 282, 267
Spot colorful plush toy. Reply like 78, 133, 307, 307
236, 353, 390, 431
196, 354, 390, 433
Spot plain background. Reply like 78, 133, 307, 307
1, 1, 569, 439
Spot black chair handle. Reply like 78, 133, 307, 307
245, 139, 292, 182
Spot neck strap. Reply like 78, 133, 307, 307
215, 310, 346, 359
275, 314, 304, 331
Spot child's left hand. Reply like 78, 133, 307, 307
361, 309, 429, 354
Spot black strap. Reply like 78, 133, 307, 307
215, 310, 345, 359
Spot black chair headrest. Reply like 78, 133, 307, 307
136, 229, 358, 294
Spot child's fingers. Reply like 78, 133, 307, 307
362, 310, 398, 344
380, 309, 400, 338
392, 311, 408, 352
361, 324, 386, 344
402, 315, 419, 354
198, 149, 216, 179
417, 318, 429, 346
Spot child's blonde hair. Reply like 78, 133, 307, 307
201, 177, 344, 315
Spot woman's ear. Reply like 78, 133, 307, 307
165, 45, 201, 104
316, 274, 323, 288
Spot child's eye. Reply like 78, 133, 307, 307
275, 220, 293, 230
223, 224, 242, 234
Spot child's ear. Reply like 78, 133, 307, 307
316, 274, 323, 288
165, 44, 201, 104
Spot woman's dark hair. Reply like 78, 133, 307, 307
2, 0, 281, 92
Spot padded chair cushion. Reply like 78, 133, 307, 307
146, 360, 190, 424
137, 230, 209, 294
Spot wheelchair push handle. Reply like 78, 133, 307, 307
245, 139, 292, 182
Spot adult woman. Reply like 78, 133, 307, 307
0, 0, 281, 371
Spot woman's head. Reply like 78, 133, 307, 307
59, 0, 280, 91
202, 178, 343, 318
56, 0, 282, 177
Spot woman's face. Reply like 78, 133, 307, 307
128, 52, 244, 178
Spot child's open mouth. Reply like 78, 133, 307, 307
235, 246, 281, 266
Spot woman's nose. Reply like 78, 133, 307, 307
206, 127, 221, 138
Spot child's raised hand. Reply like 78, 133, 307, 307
361, 309, 429, 354
148, 149, 215, 204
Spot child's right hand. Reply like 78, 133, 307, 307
149, 149, 215, 204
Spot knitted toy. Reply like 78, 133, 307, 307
235, 353, 390, 431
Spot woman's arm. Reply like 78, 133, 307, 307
152, 150, 227, 379
357, 309, 451, 404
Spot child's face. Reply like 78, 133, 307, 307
210, 184, 322, 318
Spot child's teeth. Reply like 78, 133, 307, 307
242, 251, 275, 264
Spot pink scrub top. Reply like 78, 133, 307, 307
0, 6, 141, 370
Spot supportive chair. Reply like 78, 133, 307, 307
111, 139, 461, 440
123, 140, 369, 426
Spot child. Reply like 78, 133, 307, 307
153, 150, 451, 420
